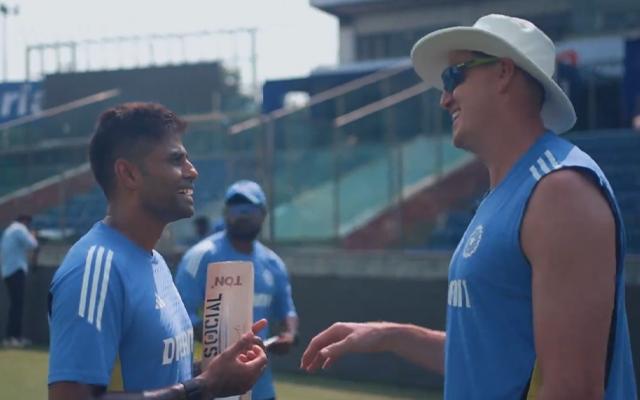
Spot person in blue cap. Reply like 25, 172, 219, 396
175, 180, 298, 400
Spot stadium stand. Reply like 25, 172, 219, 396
1, 62, 637, 253
426, 131, 640, 253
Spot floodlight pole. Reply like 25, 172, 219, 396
0, 3, 19, 82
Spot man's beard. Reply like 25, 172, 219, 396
226, 224, 261, 242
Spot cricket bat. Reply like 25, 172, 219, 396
202, 261, 254, 400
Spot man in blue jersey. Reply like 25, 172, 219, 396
176, 180, 298, 400
301, 14, 637, 399
48, 103, 268, 400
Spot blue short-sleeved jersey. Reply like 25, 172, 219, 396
175, 231, 297, 400
48, 222, 193, 391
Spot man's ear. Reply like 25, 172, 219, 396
114, 158, 142, 192
497, 58, 517, 94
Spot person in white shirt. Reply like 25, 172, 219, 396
1, 214, 38, 347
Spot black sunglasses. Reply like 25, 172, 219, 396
441, 57, 500, 93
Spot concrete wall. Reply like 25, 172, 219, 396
43, 63, 227, 115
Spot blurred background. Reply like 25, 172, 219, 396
1, 0, 639, 398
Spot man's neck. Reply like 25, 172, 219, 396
104, 203, 165, 252
478, 120, 546, 188
227, 236, 254, 255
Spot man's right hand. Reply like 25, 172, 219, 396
197, 319, 268, 398
301, 321, 446, 375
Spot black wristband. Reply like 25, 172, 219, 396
182, 379, 204, 400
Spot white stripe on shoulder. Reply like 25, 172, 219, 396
544, 150, 561, 169
78, 245, 97, 318
95, 249, 114, 331
529, 165, 542, 181
536, 157, 551, 174
185, 240, 214, 278
87, 246, 105, 325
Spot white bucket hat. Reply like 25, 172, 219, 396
411, 14, 576, 134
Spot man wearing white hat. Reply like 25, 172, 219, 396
300, 14, 637, 399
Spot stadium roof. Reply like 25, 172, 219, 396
310, 0, 451, 17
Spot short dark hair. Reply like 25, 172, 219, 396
16, 214, 32, 224
89, 102, 187, 198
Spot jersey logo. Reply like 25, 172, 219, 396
162, 328, 194, 365
262, 269, 274, 287
529, 149, 561, 181
78, 245, 114, 331
463, 225, 483, 258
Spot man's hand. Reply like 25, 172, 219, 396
300, 322, 388, 372
198, 319, 268, 398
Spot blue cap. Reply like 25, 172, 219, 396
224, 180, 267, 207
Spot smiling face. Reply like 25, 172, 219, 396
439, 50, 502, 151
136, 132, 199, 224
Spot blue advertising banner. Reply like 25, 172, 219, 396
0, 82, 43, 124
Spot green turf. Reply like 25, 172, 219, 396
275, 373, 443, 400
0, 347, 442, 399
0, 347, 49, 400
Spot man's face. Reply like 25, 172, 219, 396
439, 50, 500, 150
137, 132, 198, 223
224, 202, 265, 242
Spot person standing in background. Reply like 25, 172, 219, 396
1, 214, 38, 348
176, 180, 298, 400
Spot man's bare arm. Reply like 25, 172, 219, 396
301, 322, 445, 374
522, 169, 615, 400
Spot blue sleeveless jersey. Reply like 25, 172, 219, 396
445, 132, 637, 399
49, 222, 193, 391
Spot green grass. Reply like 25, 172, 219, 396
0, 347, 49, 400
0, 347, 442, 400
275, 373, 442, 400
